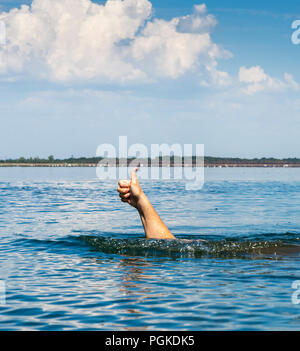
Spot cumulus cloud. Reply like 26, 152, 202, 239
239, 66, 299, 95
0, 0, 229, 83
176, 4, 217, 34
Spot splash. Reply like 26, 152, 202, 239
80, 233, 300, 259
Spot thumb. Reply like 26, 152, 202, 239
130, 167, 139, 185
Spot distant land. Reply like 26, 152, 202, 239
1, 156, 300, 167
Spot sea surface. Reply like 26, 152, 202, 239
0, 167, 300, 331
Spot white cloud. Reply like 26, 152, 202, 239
239, 66, 299, 95
239, 66, 267, 84
0, 0, 229, 83
176, 4, 217, 34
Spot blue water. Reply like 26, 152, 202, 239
0, 167, 300, 330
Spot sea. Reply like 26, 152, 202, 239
0, 167, 299, 330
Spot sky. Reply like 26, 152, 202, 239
0, 0, 300, 159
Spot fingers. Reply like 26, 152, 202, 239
119, 168, 139, 187
130, 167, 139, 185
118, 168, 138, 205
117, 187, 130, 195
118, 179, 130, 188
117, 180, 131, 204
119, 192, 131, 199
117, 185, 131, 201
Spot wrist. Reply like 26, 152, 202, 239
136, 192, 150, 212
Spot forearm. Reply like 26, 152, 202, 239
136, 193, 175, 240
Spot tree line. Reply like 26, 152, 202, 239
1, 155, 300, 165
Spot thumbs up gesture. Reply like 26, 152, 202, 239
117, 167, 144, 209
117, 167, 175, 239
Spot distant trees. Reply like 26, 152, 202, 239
203, 157, 300, 165
1, 155, 300, 166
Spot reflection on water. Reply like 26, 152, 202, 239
119, 258, 153, 296
0, 167, 300, 330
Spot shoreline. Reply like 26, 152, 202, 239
0, 163, 300, 168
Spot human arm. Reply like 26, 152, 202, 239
117, 168, 175, 240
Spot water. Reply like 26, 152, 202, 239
0, 167, 300, 330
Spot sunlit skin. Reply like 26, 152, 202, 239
117, 168, 175, 240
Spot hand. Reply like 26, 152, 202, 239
117, 167, 144, 209
117, 167, 175, 239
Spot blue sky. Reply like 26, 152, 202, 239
0, 0, 300, 159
